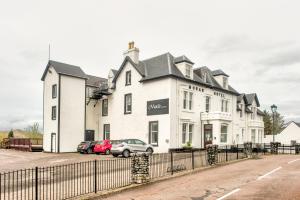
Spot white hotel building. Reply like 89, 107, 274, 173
42, 43, 264, 153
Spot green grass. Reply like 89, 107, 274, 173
0, 130, 43, 141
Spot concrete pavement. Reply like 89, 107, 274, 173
102, 155, 300, 200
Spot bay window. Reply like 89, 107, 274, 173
220, 124, 228, 143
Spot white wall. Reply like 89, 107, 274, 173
60, 75, 86, 152
264, 122, 300, 144
43, 66, 59, 152
99, 62, 172, 153
86, 86, 101, 140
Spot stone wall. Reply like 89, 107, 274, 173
131, 153, 150, 184
206, 144, 218, 165
244, 142, 253, 158
270, 142, 281, 154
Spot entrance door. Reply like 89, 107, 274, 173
204, 124, 213, 147
85, 130, 95, 141
51, 133, 56, 153
103, 124, 110, 140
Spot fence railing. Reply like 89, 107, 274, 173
0, 143, 297, 200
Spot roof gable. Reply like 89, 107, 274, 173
41, 60, 87, 81
112, 56, 145, 83
245, 93, 260, 107
212, 69, 229, 77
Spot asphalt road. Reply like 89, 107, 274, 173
103, 155, 300, 200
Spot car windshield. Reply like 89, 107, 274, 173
97, 141, 103, 144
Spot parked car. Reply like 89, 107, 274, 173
111, 139, 154, 158
77, 141, 97, 154
93, 140, 112, 155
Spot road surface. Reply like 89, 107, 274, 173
103, 155, 300, 200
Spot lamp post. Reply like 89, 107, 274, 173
271, 104, 277, 143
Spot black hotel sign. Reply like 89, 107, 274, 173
147, 98, 169, 115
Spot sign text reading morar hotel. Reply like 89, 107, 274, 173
147, 98, 169, 115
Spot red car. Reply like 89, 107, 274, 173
93, 140, 112, 155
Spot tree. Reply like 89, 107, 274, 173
263, 109, 285, 135
263, 110, 272, 135
25, 122, 40, 135
8, 129, 14, 138
273, 112, 285, 134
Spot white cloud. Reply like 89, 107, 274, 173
1, 0, 300, 130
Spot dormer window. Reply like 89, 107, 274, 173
185, 65, 191, 78
223, 77, 228, 88
203, 72, 207, 83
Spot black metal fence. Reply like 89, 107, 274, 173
0, 143, 298, 200
0, 159, 131, 200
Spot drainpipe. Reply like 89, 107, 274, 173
200, 112, 203, 148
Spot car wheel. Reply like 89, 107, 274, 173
96, 152, 100, 155
146, 148, 153, 154
122, 150, 130, 158
87, 148, 93, 154
112, 154, 119, 157
105, 149, 110, 155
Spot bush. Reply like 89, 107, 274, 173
8, 130, 14, 138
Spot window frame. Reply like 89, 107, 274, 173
149, 121, 159, 146
125, 70, 131, 86
251, 129, 256, 143
51, 106, 57, 120
185, 65, 191, 78
103, 124, 110, 140
102, 99, 108, 116
223, 76, 227, 88
188, 124, 193, 143
189, 92, 193, 110
240, 104, 243, 118
220, 124, 228, 143
182, 123, 187, 144
124, 93, 132, 114
183, 91, 188, 109
205, 96, 210, 113
52, 84, 57, 99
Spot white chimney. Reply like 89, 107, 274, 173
123, 41, 139, 64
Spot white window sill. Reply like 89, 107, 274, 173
182, 109, 194, 113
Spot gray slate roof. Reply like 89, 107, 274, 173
212, 69, 229, 77
245, 93, 260, 107
86, 75, 107, 88
41, 60, 87, 80
41, 61, 108, 88
174, 55, 194, 64
115, 53, 239, 95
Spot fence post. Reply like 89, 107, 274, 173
94, 160, 97, 193
237, 144, 239, 160
171, 152, 174, 175
35, 167, 38, 200
192, 150, 195, 170
225, 146, 228, 162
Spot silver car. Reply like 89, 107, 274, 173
111, 139, 154, 157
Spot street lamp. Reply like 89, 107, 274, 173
271, 104, 277, 142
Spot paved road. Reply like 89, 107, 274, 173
0, 149, 113, 172
103, 155, 300, 200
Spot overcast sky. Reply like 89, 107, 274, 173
0, 0, 299, 130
